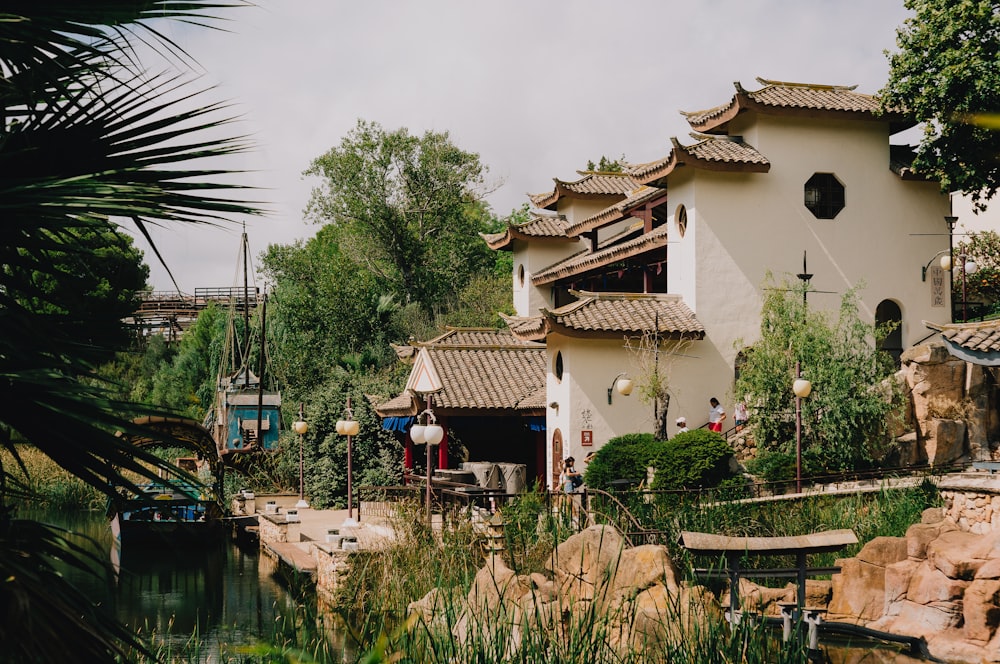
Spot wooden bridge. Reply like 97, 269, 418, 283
125, 287, 260, 340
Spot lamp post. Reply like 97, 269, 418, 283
335, 396, 360, 527
409, 395, 444, 525
792, 363, 812, 493
293, 404, 309, 509
959, 252, 979, 322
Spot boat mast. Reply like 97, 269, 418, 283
242, 226, 250, 368
256, 294, 266, 443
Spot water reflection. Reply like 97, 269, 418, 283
28, 508, 310, 658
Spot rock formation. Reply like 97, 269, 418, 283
896, 342, 999, 466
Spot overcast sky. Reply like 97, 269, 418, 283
135, 1, 919, 293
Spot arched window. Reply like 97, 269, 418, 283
675, 204, 688, 238
554, 351, 564, 383
876, 299, 903, 366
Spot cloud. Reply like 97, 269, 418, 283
131, 0, 912, 292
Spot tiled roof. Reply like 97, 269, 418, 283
563, 185, 667, 238
532, 225, 668, 286
499, 313, 549, 342
682, 77, 911, 134
926, 320, 1000, 356
504, 292, 704, 341
889, 145, 930, 180
426, 345, 546, 411
529, 172, 641, 209
629, 136, 770, 186
481, 213, 571, 250
545, 291, 704, 337
375, 328, 546, 415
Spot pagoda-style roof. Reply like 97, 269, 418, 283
925, 320, 1000, 366
532, 224, 668, 286
563, 184, 667, 238
528, 171, 641, 210
680, 77, 913, 135
375, 328, 546, 416
629, 135, 770, 187
502, 291, 704, 342
481, 212, 573, 251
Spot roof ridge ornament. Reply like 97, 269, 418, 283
753, 76, 859, 91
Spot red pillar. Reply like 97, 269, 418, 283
437, 423, 448, 470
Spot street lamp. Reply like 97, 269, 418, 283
409, 395, 444, 525
959, 253, 979, 322
336, 396, 361, 527
607, 372, 634, 405
293, 404, 309, 509
792, 363, 812, 493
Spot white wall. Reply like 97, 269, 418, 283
512, 238, 580, 317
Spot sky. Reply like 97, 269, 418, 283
134, 0, 921, 293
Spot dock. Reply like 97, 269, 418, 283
232, 493, 396, 596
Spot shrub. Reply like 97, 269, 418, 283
651, 429, 735, 490
583, 433, 664, 490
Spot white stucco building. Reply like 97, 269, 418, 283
382, 77, 959, 491
485, 78, 953, 489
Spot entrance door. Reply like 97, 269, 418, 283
550, 428, 563, 490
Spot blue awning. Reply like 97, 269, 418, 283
527, 416, 546, 432
382, 416, 415, 432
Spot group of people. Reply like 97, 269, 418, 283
674, 397, 749, 435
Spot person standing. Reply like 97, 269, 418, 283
708, 397, 726, 433
675, 416, 689, 434
560, 457, 582, 493
735, 400, 749, 432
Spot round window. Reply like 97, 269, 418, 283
675, 204, 688, 238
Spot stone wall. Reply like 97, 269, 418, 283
895, 343, 1000, 467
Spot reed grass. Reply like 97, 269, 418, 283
2, 444, 105, 511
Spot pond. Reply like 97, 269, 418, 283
24, 507, 355, 662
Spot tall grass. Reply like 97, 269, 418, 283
2, 444, 105, 511
341, 483, 940, 663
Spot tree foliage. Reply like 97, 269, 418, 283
955, 229, 1000, 312
6, 221, 149, 363
881, 0, 1000, 208
650, 429, 736, 490
734, 277, 901, 473
583, 433, 662, 490
304, 120, 498, 315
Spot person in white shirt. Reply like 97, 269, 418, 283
708, 397, 726, 433
675, 416, 689, 434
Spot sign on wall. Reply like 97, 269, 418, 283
581, 430, 593, 446
929, 265, 946, 308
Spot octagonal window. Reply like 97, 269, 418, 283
804, 173, 845, 219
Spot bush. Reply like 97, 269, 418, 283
651, 429, 735, 490
746, 450, 796, 483
583, 433, 664, 490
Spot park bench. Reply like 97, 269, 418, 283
972, 461, 1000, 474
680, 529, 858, 625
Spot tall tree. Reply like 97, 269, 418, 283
0, 2, 261, 660
304, 120, 496, 315
6, 220, 149, 363
881, 0, 1000, 209
735, 277, 901, 474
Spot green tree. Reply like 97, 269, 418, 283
955, 229, 1000, 313
148, 303, 227, 418
304, 120, 497, 315
6, 221, 149, 363
734, 277, 901, 474
261, 226, 404, 390
880, 0, 1000, 209
0, 3, 261, 660
585, 154, 627, 172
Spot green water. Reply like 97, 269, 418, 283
23, 507, 353, 662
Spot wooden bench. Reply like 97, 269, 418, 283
972, 461, 1000, 474
681, 529, 858, 623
